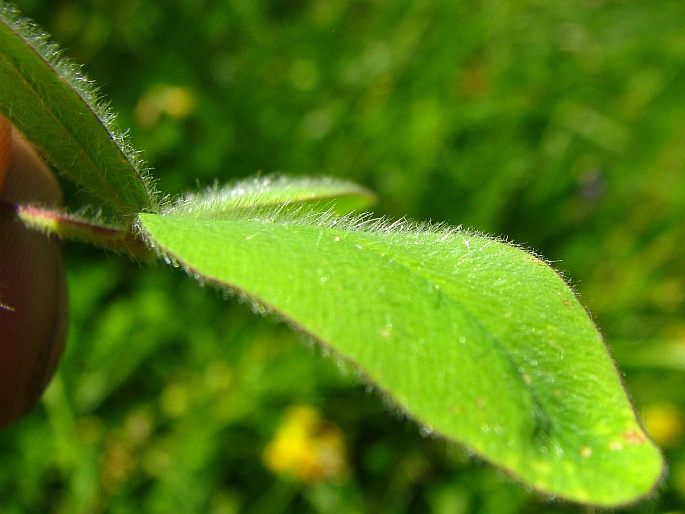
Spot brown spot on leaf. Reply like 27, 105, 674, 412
622, 429, 647, 445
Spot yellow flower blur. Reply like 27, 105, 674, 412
262, 405, 348, 484
642, 403, 684, 448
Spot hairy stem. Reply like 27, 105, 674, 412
0, 201, 152, 259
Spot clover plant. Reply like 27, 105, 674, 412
0, 3, 664, 507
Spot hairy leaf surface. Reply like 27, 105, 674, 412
163, 175, 376, 219
0, 5, 155, 215
138, 208, 663, 506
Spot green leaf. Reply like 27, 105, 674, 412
0, 5, 155, 216
137, 207, 664, 507
163, 175, 376, 219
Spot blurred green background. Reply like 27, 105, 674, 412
3, 0, 685, 512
